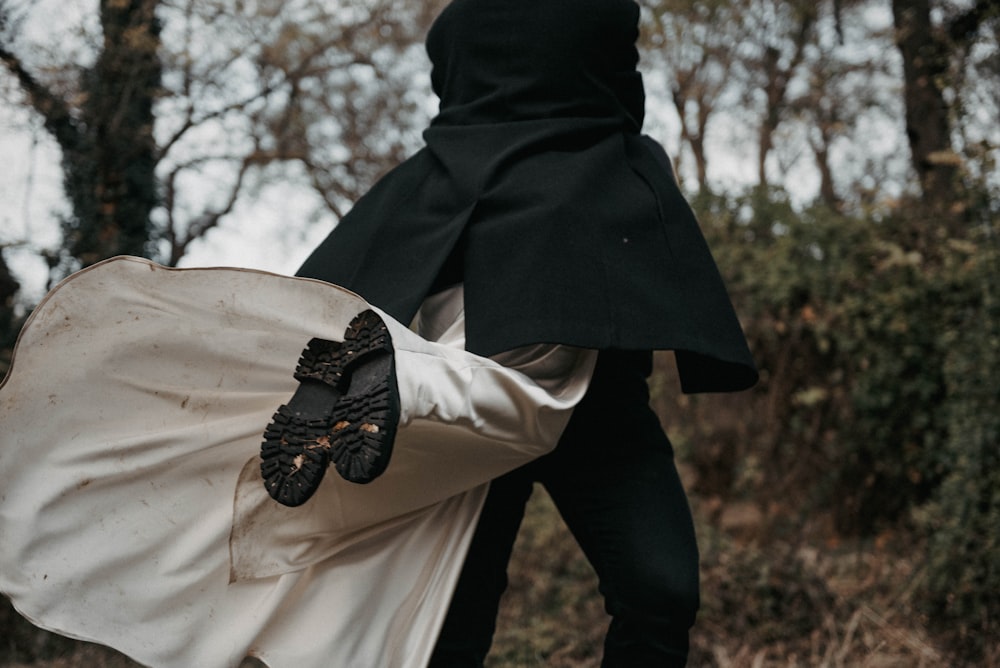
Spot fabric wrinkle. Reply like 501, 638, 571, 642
0, 258, 597, 668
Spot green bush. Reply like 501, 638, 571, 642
683, 187, 999, 659
913, 228, 1000, 658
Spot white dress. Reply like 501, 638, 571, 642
0, 257, 594, 668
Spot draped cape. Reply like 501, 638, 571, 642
298, 0, 758, 393
0, 258, 510, 668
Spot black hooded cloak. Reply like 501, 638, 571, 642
297, 0, 758, 393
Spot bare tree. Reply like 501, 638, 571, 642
741, 0, 818, 187
0, 0, 440, 340
1, 0, 161, 269
891, 0, 999, 219
788, 1, 898, 212
643, 0, 742, 193
0, 0, 440, 269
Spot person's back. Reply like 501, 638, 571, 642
298, 0, 757, 392
297, 1, 757, 665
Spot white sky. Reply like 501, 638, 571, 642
0, 0, 971, 308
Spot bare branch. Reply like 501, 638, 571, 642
0, 38, 84, 161
164, 154, 255, 266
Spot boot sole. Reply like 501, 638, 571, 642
260, 309, 399, 507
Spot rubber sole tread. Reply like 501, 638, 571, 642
260, 309, 400, 507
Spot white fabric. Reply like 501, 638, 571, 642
413, 284, 599, 396
0, 257, 594, 668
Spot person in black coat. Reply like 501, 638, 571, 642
293, 0, 757, 665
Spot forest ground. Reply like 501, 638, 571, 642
3, 480, 988, 667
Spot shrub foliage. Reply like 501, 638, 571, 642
683, 186, 999, 659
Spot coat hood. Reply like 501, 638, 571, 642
426, 0, 645, 130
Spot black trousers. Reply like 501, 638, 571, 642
428, 351, 700, 667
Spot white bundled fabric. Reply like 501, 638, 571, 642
0, 257, 593, 668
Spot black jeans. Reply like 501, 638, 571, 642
429, 351, 700, 667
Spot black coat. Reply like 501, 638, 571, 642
298, 0, 758, 393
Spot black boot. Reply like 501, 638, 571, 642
260, 309, 400, 507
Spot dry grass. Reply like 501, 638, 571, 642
3, 488, 993, 668
487, 490, 608, 668
487, 488, 990, 668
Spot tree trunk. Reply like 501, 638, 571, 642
890, 0, 958, 218
757, 46, 785, 188
814, 142, 839, 211
0, 247, 21, 371
63, 0, 162, 266
672, 90, 710, 194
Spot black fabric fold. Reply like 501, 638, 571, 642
297, 0, 758, 392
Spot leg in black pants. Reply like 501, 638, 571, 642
429, 351, 699, 667
427, 463, 535, 667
